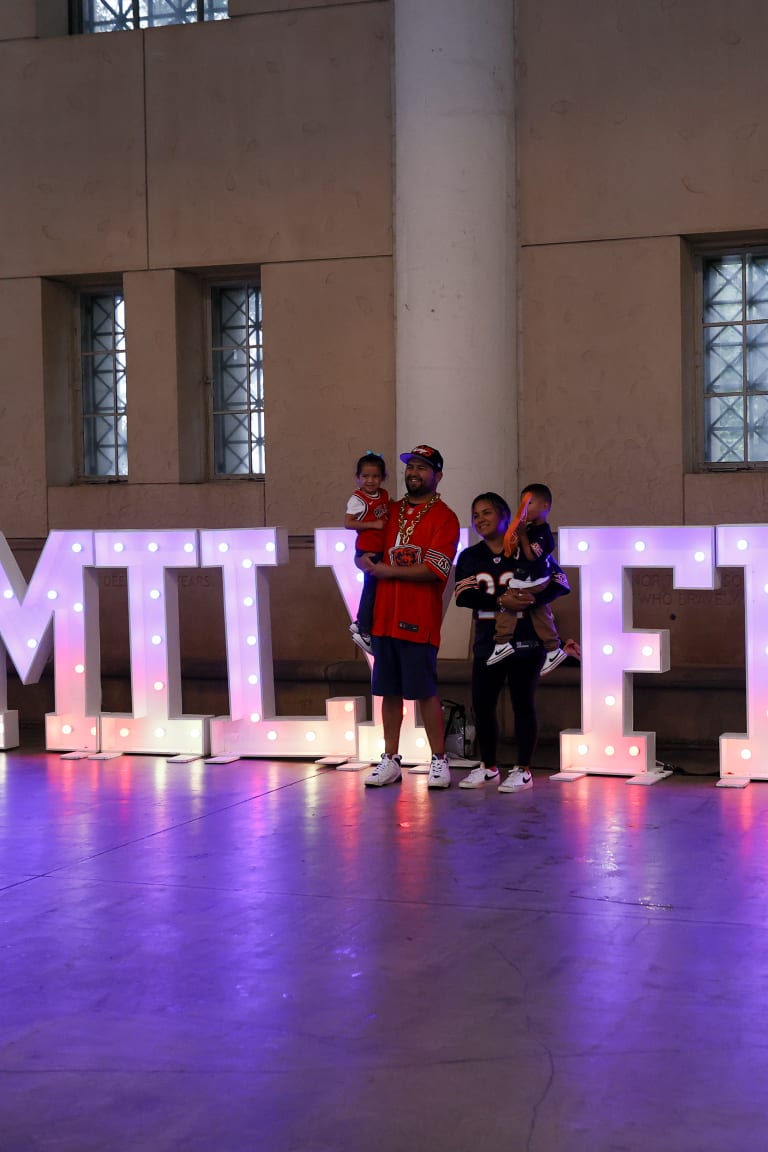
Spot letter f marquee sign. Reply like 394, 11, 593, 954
558, 526, 716, 782
560, 523, 768, 788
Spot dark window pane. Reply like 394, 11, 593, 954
701, 254, 768, 465
80, 0, 227, 32
211, 283, 264, 477
80, 293, 127, 478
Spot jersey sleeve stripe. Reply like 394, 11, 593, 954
425, 548, 452, 579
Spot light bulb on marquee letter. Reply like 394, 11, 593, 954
559, 526, 716, 777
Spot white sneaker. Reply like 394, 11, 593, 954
349, 622, 373, 656
498, 766, 532, 793
364, 754, 402, 787
458, 766, 500, 789
540, 648, 567, 676
487, 643, 515, 666
427, 754, 451, 789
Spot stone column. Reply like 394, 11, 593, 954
393, 0, 517, 523
394, 0, 517, 656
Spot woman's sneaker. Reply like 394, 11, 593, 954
458, 766, 500, 789
540, 647, 567, 676
364, 754, 402, 787
498, 766, 532, 793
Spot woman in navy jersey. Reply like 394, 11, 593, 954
454, 492, 571, 793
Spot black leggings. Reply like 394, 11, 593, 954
471, 648, 545, 769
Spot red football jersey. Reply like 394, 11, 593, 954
372, 497, 460, 646
346, 487, 390, 553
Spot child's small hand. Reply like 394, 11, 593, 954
498, 588, 535, 610
564, 638, 582, 661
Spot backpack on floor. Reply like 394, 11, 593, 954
441, 699, 476, 759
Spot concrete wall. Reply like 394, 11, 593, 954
517, 0, 768, 671
520, 236, 686, 528
518, 0, 768, 245
0, 1, 393, 679
0, 0, 393, 528
518, 0, 768, 517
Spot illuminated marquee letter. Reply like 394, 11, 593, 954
717, 525, 768, 782
0, 531, 99, 752
204, 529, 365, 758
93, 530, 211, 756
559, 526, 716, 777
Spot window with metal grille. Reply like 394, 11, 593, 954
701, 252, 768, 466
211, 284, 264, 477
78, 0, 228, 34
79, 291, 128, 479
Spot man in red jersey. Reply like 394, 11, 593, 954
357, 445, 460, 790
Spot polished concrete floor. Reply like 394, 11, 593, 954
1, 747, 767, 1151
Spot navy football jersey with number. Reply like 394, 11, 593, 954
454, 540, 570, 657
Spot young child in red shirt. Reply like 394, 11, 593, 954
345, 452, 389, 655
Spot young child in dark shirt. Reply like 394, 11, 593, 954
487, 483, 567, 675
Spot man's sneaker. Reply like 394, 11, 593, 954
498, 766, 533, 793
349, 622, 373, 656
540, 647, 568, 676
458, 766, 500, 789
427, 754, 451, 789
487, 643, 515, 666
364, 754, 402, 787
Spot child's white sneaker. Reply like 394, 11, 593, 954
349, 622, 373, 656
540, 647, 568, 676
487, 643, 515, 666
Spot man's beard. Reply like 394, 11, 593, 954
405, 475, 434, 498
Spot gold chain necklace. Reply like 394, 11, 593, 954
396, 492, 441, 547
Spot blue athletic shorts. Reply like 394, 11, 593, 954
370, 635, 438, 700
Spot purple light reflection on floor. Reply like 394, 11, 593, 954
1, 748, 768, 1151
